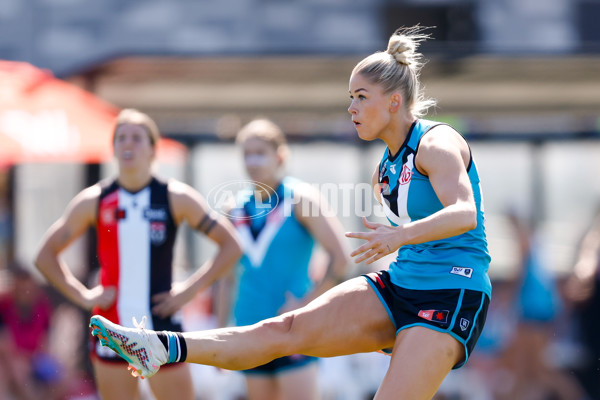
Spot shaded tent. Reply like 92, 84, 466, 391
0, 61, 189, 278
0, 60, 186, 166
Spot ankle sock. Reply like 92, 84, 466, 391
155, 331, 187, 363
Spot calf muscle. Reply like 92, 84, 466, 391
184, 278, 396, 369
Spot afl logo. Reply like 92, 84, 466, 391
206, 180, 279, 221
400, 164, 412, 185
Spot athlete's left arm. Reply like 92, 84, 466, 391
347, 125, 477, 264
283, 185, 350, 312
151, 180, 243, 318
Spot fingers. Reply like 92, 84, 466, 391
150, 293, 171, 317
369, 250, 390, 263
152, 292, 183, 318
100, 288, 117, 309
355, 249, 380, 264
355, 246, 391, 264
346, 219, 380, 238
346, 219, 397, 264
345, 231, 369, 239
128, 365, 143, 379
98, 296, 115, 310
151, 302, 172, 318
350, 240, 395, 264
87, 285, 117, 310
104, 286, 117, 296
361, 216, 380, 229
349, 242, 374, 258
151, 292, 169, 303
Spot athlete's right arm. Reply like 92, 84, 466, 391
35, 185, 115, 311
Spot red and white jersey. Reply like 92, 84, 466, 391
92, 177, 181, 331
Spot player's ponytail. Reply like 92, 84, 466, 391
352, 26, 436, 118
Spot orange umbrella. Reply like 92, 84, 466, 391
0, 61, 186, 166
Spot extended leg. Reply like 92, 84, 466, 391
91, 277, 396, 377
183, 277, 396, 369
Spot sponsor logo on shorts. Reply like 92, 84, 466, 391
450, 266, 473, 278
460, 318, 470, 332
418, 309, 449, 324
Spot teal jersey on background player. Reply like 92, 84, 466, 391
230, 177, 315, 326
378, 119, 492, 297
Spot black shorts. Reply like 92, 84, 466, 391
242, 355, 317, 376
363, 270, 490, 369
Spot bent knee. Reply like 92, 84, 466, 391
256, 313, 302, 353
259, 313, 295, 335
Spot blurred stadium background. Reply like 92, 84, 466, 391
1, 0, 600, 399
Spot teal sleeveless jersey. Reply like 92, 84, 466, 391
230, 177, 315, 326
379, 119, 492, 297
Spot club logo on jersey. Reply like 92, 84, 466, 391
460, 318, 470, 332
400, 164, 412, 185
450, 266, 473, 279
150, 221, 166, 245
144, 207, 167, 221
418, 309, 449, 324
100, 208, 116, 224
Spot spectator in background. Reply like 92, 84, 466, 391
0, 262, 67, 400
217, 118, 349, 400
566, 208, 600, 399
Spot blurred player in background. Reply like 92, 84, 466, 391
218, 118, 349, 399
35, 108, 242, 400
90, 27, 492, 399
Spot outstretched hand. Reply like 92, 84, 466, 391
345, 217, 402, 264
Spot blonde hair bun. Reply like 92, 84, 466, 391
387, 36, 416, 66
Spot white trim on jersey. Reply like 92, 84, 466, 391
382, 153, 414, 226
382, 202, 410, 226
117, 187, 154, 329
237, 204, 286, 268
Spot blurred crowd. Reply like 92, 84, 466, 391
1, 165, 600, 400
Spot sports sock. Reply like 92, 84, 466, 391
176, 332, 187, 362
155, 331, 187, 363
156, 331, 169, 351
